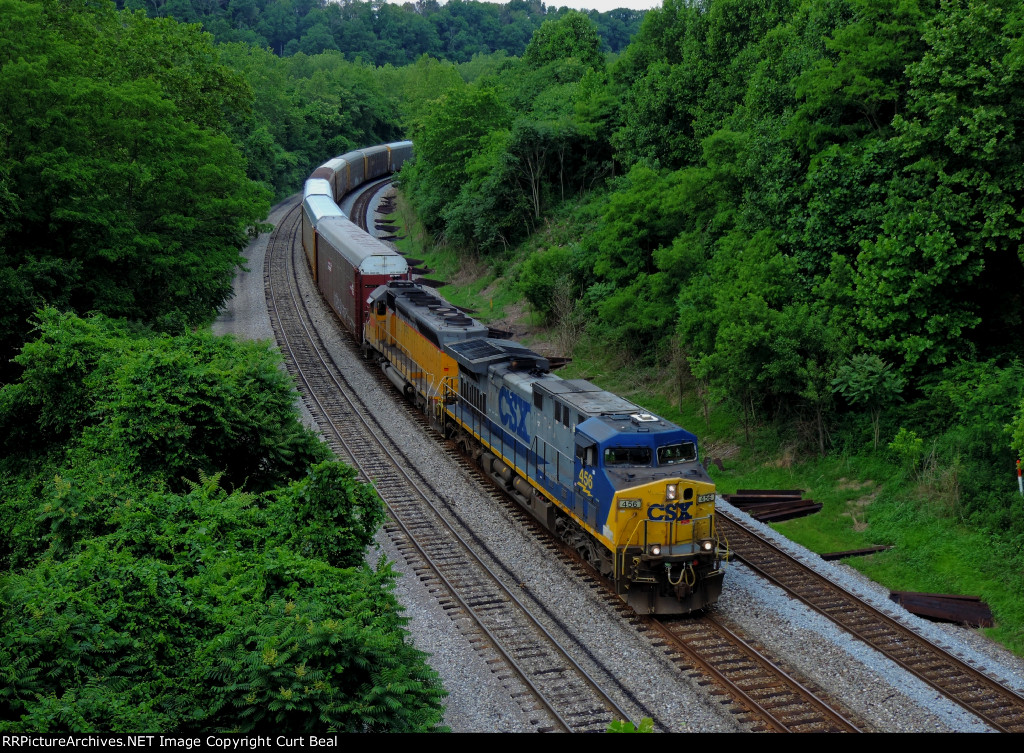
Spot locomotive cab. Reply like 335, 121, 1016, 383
575, 415, 726, 614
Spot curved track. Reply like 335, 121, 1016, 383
415, 389, 866, 731
272, 183, 869, 733
262, 182, 1024, 733
263, 192, 652, 732
718, 512, 1024, 732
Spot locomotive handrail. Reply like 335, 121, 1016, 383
309, 144, 723, 615
643, 513, 712, 549
534, 435, 575, 497
377, 321, 449, 403
438, 375, 457, 400
435, 376, 458, 422
619, 515, 646, 579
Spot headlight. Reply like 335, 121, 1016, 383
666, 483, 678, 501
701, 540, 714, 552
649, 544, 662, 556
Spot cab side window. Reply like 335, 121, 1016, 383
575, 444, 596, 467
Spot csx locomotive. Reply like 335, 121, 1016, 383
300, 143, 726, 615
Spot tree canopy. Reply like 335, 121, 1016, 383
404, 0, 1024, 542
403, 10, 613, 250
117, 0, 645, 63
0, 0, 270, 379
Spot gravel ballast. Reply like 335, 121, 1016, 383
213, 192, 1024, 733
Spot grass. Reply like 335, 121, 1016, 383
550, 329, 1024, 656
386, 195, 523, 323
385, 198, 1024, 658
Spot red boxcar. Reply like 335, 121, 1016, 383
301, 194, 346, 284
315, 217, 409, 338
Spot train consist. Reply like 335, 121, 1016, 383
300, 142, 415, 334
300, 143, 727, 615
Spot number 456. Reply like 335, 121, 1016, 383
577, 469, 593, 495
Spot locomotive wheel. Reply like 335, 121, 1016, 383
577, 542, 596, 565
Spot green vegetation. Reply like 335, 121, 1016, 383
608, 716, 655, 732
0, 312, 447, 731
403, 11, 617, 254
117, 0, 645, 64
218, 44, 404, 199
398, 0, 1024, 656
0, 0, 271, 380
0, 0, 448, 732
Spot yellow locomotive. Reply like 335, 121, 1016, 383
364, 280, 726, 614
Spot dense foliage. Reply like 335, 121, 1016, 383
117, 0, 645, 63
403, 0, 1024, 549
403, 11, 617, 250
218, 43, 404, 198
0, 312, 447, 731
0, 0, 271, 379
0, 0, 459, 733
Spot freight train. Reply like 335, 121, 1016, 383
300, 142, 726, 615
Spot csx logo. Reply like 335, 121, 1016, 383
648, 502, 693, 522
499, 387, 531, 441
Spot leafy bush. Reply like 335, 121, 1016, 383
888, 427, 924, 478
0, 0, 271, 377
0, 313, 446, 731
0, 310, 328, 495
1, 479, 445, 732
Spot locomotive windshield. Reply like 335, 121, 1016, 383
658, 442, 697, 465
603, 446, 652, 466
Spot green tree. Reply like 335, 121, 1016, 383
832, 353, 906, 448
522, 10, 605, 72
1, 480, 445, 732
0, 310, 328, 504
793, 0, 932, 144
0, 0, 269, 376
405, 84, 511, 233
0, 312, 446, 732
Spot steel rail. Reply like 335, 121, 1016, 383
266, 191, 638, 732
719, 511, 1024, 733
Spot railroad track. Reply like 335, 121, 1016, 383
265, 183, 991, 734
648, 614, 860, 732
347, 176, 389, 232
432, 424, 866, 732
262, 192, 651, 733
718, 511, 1024, 732
300, 183, 874, 732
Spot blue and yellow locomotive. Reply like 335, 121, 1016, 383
365, 281, 726, 615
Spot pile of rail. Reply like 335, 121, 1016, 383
890, 591, 994, 628
723, 490, 822, 522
